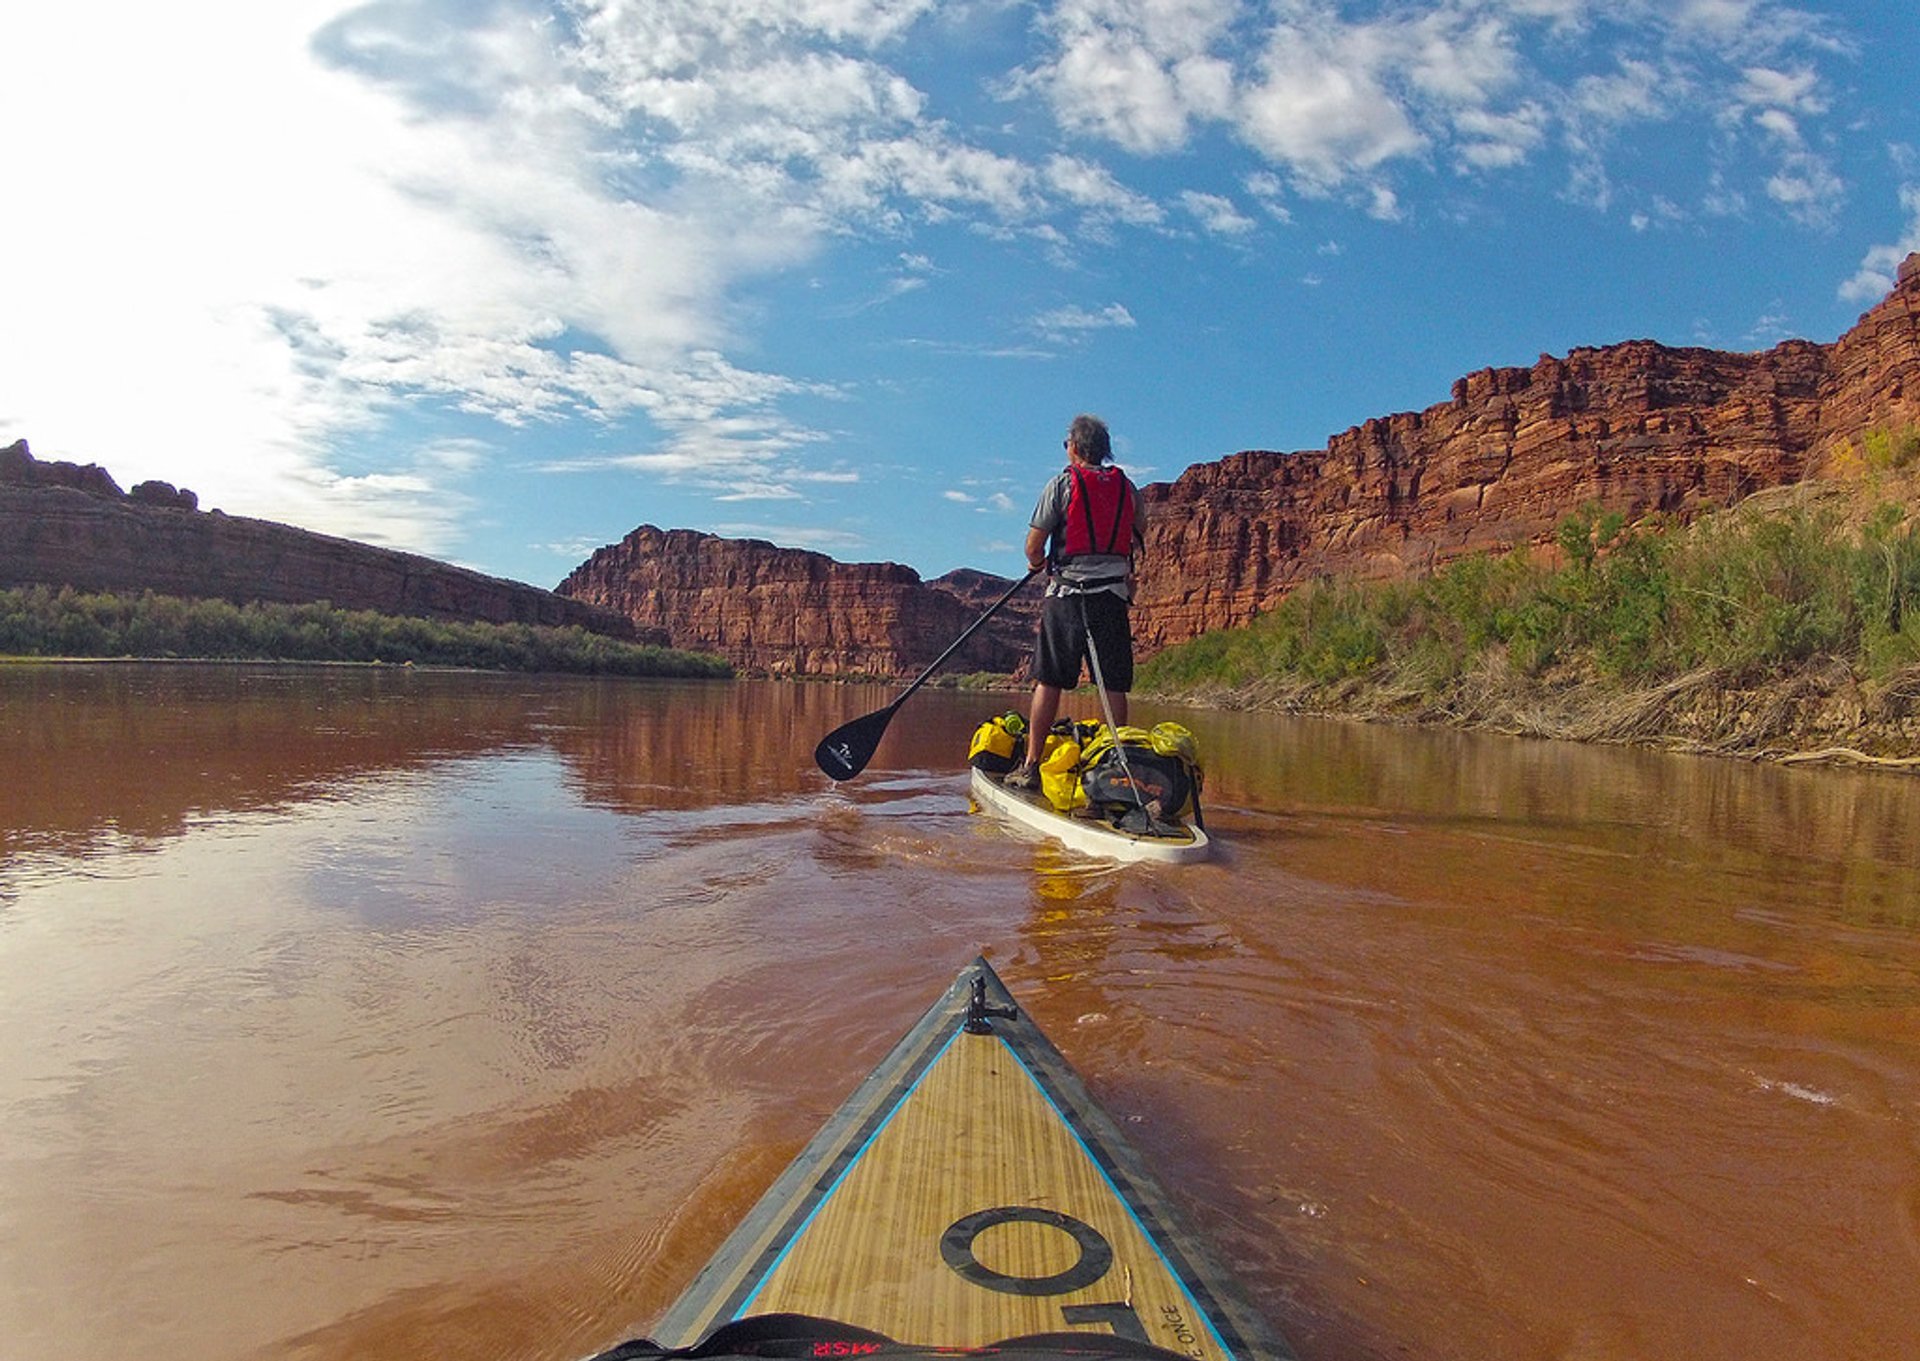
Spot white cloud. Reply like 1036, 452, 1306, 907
714, 482, 803, 501
1027, 1, 1832, 203
1453, 103, 1549, 171
1744, 305, 1794, 345
1764, 154, 1844, 224
0, 0, 845, 556
539, 535, 614, 559
1180, 190, 1256, 235
538, 398, 834, 501
1669, 0, 1846, 63
1403, 12, 1522, 106
712, 522, 870, 551
1736, 65, 1827, 116
1723, 62, 1843, 225
0, 0, 1879, 571
1572, 57, 1672, 125
1030, 303, 1138, 341
1241, 22, 1425, 186
1366, 184, 1403, 221
1047, 33, 1197, 153
1045, 156, 1165, 226
821, 135, 1039, 220
1244, 170, 1293, 222
1839, 185, 1920, 303
1673, 0, 1764, 41
1035, 0, 1240, 153
418, 439, 492, 474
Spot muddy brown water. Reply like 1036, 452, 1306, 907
2, 664, 1916, 1361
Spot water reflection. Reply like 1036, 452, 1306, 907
1185, 706, 1920, 927
1, 666, 1917, 1361
1, 665, 557, 862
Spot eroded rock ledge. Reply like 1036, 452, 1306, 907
0, 441, 639, 640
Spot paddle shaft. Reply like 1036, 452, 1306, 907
815, 567, 1038, 780
1077, 591, 1149, 818
893, 566, 1039, 710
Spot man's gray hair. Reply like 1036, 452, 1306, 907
1068, 414, 1112, 465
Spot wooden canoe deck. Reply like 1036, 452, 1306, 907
649, 959, 1286, 1359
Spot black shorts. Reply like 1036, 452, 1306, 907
1033, 590, 1133, 691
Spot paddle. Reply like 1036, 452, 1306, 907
815, 567, 1039, 781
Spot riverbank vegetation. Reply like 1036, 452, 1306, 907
0, 586, 731, 678
1139, 467, 1920, 765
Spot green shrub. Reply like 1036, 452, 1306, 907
1862, 425, 1920, 471
1139, 493, 1920, 698
0, 586, 730, 677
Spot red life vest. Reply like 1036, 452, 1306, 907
1059, 465, 1135, 559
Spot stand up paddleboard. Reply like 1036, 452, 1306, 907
591, 958, 1286, 1360
970, 767, 1211, 864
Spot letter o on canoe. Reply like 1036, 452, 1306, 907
939, 1206, 1114, 1296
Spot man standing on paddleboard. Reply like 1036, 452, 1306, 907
1003, 414, 1147, 792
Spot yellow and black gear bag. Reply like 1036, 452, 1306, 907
1039, 732, 1088, 811
967, 712, 1028, 774
1078, 721, 1203, 821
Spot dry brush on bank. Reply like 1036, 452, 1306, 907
1138, 466, 1920, 766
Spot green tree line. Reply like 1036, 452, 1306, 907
1140, 489, 1920, 701
0, 586, 731, 678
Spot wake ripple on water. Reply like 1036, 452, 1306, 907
8, 675, 1920, 1361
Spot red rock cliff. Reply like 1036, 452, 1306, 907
0, 441, 639, 639
1132, 253, 1920, 650
562, 259, 1920, 676
556, 527, 1038, 676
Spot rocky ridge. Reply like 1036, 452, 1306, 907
1132, 253, 1920, 651
556, 526, 1039, 676
0, 440, 641, 639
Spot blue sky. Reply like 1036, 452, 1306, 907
4, 0, 1918, 590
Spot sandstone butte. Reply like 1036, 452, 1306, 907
4, 253, 1916, 677
562, 251, 1920, 673
555, 527, 1042, 676
0, 441, 641, 641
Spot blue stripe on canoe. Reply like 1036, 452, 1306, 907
730, 1023, 1241, 1361
731, 1024, 968, 1318
995, 1037, 1240, 1361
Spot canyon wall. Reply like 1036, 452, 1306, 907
0, 441, 640, 639
1131, 252, 1920, 651
556, 526, 1039, 676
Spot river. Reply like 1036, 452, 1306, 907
2, 664, 1916, 1361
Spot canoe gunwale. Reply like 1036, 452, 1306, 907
648, 968, 965, 1344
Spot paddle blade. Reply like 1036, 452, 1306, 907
814, 705, 897, 781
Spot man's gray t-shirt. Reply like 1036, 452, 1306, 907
1030, 466, 1147, 599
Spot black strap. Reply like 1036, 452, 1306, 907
587, 1312, 1194, 1360
1052, 573, 1128, 594
586, 1314, 891, 1359
1072, 465, 1100, 554
1065, 466, 1133, 558
1104, 475, 1131, 554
